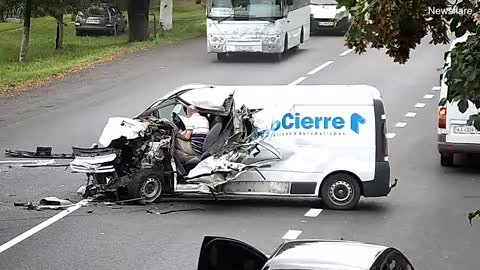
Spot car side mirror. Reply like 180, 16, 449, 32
197, 236, 268, 270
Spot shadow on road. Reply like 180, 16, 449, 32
443, 154, 480, 175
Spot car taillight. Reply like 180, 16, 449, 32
438, 107, 447, 129
75, 15, 80, 24
106, 16, 112, 24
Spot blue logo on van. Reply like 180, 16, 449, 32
269, 113, 366, 134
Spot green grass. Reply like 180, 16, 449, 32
0, 0, 206, 95
0, 21, 22, 32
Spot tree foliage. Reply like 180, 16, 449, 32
338, 0, 480, 128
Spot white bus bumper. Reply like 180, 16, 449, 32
208, 37, 284, 54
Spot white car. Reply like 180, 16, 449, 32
310, 0, 351, 35
437, 33, 480, 166
197, 236, 415, 270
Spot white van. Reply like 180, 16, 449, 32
71, 84, 394, 210
437, 33, 480, 166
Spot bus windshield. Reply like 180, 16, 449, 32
208, 0, 284, 19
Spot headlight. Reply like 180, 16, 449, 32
264, 36, 277, 43
211, 36, 224, 43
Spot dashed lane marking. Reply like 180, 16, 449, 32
405, 112, 417, 118
424, 94, 435, 99
415, 103, 426, 108
339, 49, 354, 56
386, 133, 397, 139
432, 86, 441, 91
304, 208, 323, 217
307, 61, 334, 75
288, 77, 307, 86
0, 199, 90, 254
395, 122, 408, 128
282, 230, 303, 240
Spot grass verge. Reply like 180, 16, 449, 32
0, 1, 206, 96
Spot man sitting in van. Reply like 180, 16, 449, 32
175, 105, 210, 161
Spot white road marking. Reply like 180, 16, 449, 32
0, 199, 90, 254
432, 86, 441, 91
288, 77, 307, 86
405, 112, 416, 118
282, 230, 303, 240
307, 61, 334, 75
415, 103, 426, 108
386, 132, 397, 139
395, 122, 408, 128
339, 48, 354, 56
424, 94, 435, 99
304, 208, 323, 217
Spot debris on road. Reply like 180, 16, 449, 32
146, 207, 205, 215
13, 202, 26, 207
39, 197, 73, 206
87, 210, 94, 214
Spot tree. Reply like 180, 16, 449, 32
338, 0, 480, 127
36, 0, 92, 49
127, 0, 150, 42
19, 0, 32, 62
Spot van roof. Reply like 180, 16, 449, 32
160, 84, 382, 110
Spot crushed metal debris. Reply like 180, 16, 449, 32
146, 208, 205, 215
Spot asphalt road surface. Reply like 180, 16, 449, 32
1, 34, 480, 270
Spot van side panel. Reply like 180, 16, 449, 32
362, 99, 391, 197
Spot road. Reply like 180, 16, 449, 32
1, 34, 480, 270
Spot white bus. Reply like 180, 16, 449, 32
206, 0, 311, 60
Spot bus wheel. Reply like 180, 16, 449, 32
217, 53, 227, 61
320, 173, 361, 210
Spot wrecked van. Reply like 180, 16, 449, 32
68, 84, 396, 210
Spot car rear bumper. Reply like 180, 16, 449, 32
438, 134, 480, 153
310, 16, 350, 32
76, 25, 113, 32
362, 161, 391, 197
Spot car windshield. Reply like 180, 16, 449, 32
86, 6, 108, 16
207, 0, 283, 18
310, 0, 337, 4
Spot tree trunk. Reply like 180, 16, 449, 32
19, 0, 32, 62
159, 0, 173, 30
55, 14, 64, 49
127, 0, 150, 42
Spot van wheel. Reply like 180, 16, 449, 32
127, 169, 164, 204
320, 173, 361, 210
440, 153, 454, 167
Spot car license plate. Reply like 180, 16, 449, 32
319, 21, 334, 26
453, 126, 480, 134
86, 19, 99, 24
